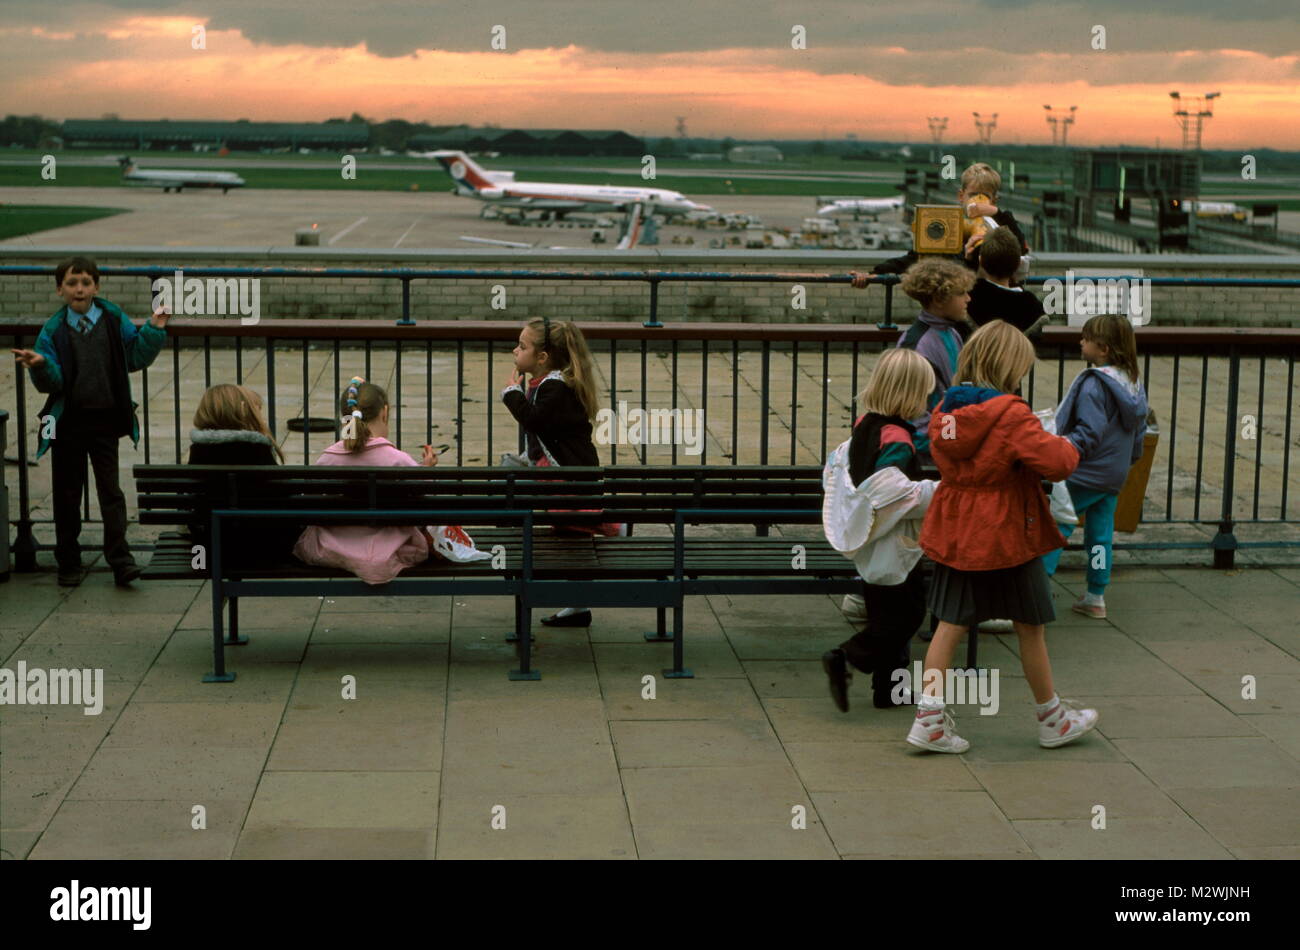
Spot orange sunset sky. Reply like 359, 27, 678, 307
3, 1, 1298, 148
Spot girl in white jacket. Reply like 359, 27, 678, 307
822, 348, 939, 711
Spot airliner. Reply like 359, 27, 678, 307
117, 156, 246, 193
815, 195, 905, 218
431, 150, 711, 218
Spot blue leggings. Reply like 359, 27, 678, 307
1041, 485, 1119, 596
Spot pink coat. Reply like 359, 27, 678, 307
293, 437, 429, 585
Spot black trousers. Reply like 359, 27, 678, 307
50, 413, 132, 572
840, 562, 927, 693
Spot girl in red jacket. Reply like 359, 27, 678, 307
909, 321, 1099, 754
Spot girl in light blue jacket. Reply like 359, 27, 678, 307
1042, 314, 1149, 619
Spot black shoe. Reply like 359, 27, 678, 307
114, 563, 143, 587
58, 567, 87, 587
540, 610, 592, 627
822, 648, 851, 713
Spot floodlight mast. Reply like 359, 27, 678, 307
1169, 91, 1220, 151
1044, 105, 1078, 147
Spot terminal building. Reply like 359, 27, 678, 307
406, 127, 643, 156
60, 118, 371, 152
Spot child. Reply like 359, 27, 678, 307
852, 162, 1029, 279
1041, 314, 1149, 619
909, 320, 1098, 753
293, 378, 441, 585
966, 226, 1047, 340
501, 317, 611, 627
822, 348, 939, 711
11, 256, 169, 587
895, 258, 975, 458
187, 384, 299, 566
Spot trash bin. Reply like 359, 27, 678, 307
1, 408, 10, 582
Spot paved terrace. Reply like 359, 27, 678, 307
2, 562, 1298, 860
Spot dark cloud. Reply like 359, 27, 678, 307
2, 0, 1297, 57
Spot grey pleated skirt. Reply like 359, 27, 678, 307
927, 557, 1055, 627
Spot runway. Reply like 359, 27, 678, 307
0, 186, 857, 249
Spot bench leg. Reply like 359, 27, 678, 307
203, 587, 236, 684
662, 601, 693, 679
509, 596, 541, 681
504, 595, 533, 644
225, 595, 249, 646
644, 604, 671, 642
963, 625, 979, 672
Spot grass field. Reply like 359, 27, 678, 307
0, 204, 129, 240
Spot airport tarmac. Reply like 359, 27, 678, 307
0, 186, 854, 250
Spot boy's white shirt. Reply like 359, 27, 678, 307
822, 438, 937, 586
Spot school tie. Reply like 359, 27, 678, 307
77, 313, 92, 334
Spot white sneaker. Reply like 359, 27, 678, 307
1038, 698, 1100, 748
841, 593, 868, 625
980, 619, 1015, 633
906, 703, 970, 754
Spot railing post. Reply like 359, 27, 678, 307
11, 355, 36, 572
1213, 345, 1240, 569
396, 277, 414, 326
877, 280, 897, 331
643, 276, 662, 328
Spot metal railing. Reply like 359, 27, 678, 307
4, 265, 1299, 572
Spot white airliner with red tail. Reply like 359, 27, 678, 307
431, 151, 710, 219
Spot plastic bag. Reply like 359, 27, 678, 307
428, 525, 493, 563
1034, 407, 1078, 526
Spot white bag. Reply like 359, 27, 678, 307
1034, 407, 1078, 526
428, 525, 493, 563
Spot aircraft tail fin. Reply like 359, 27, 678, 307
431, 151, 497, 192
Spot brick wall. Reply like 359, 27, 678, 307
3, 247, 1298, 327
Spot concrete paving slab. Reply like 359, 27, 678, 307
967, 762, 1183, 820
101, 701, 283, 749
592, 639, 745, 680
68, 746, 267, 800
1165, 786, 1300, 849
268, 719, 441, 771
0, 829, 43, 860
601, 675, 764, 722
812, 789, 1030, 856
0, 768, 83, 831
133, 660, 297, 704
1142, 637, 1300, 678
784, 740, 982, 792
1184, 673, 1300, 715
297, 642, 448, 681
1076, 694, 1260, 739
611, 719, 788, 769
1113, 737, 1300, 789
1243, 714, 1300, 758
1010, 817, 1235, 859
232, 827, 437, 859
24, 611, 180, 646
633, 817, 840, 859
762, 697, 917, 744
434, 793, 635, 859
243, 771, 439, 830
284, 677, 442, 721
28, 800, 245, 859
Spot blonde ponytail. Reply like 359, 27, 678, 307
526, 318, 601, 421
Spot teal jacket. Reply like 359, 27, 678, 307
27, 297, 167, 459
